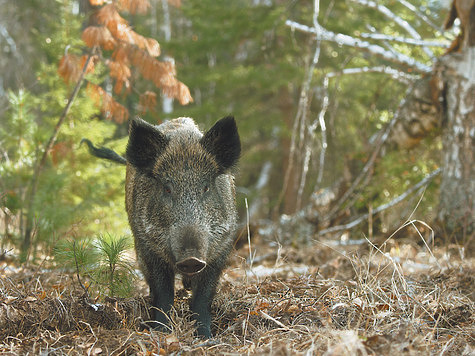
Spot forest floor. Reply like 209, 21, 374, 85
0, 226, 473, 355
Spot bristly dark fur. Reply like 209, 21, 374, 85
125, 116, 240, 339
200, 116, 241, 172
125, 118, 170, 171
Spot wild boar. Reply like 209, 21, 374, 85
125, 116, 240, 338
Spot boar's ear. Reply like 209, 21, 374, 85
200, 116, 241, 171
126, 118, 169, 170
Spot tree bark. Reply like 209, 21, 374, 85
388, 75, 441, 149
437, 47, 475, 236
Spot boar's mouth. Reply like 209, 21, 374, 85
176, 257, 207, 276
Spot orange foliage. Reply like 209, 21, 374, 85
94, 4, 160, 57
144, 37, 160, 57
112, 44, 130, 63
117, 0, 151, 14
129, 32, 160, 57
131, 48, 175, 80
58, 54, 81, 83
138, 91, 157, 113
108, 23, 134, 44
58, 54, 95, 83
167, 0, 181, 7
82, 26, 116, 50
51, 142, 72, 166
87, 83, 129, 123
95, 4, 125, 28
163, 81, 193, 106
108, 60, 131, 94
61, 0, 192, 120
115, 42, 191, 104
89, 0, 107, 5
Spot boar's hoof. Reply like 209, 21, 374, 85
176, 257, 206, 275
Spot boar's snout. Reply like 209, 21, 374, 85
176, 257, 207, 275
172, 225, 208, 275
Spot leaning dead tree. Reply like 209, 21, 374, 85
283, 0, 474, 239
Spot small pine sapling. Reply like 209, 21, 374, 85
93, 234, 137, 298
55, 234, 136, 298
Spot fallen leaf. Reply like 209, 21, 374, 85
165, 334, 180, 352
287, 304, 301, 314
4, 296, 17, 304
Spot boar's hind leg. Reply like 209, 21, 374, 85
147, 262, 175, 332
189, 266, 222, 339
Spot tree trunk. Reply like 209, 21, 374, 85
437, 47, 475, 237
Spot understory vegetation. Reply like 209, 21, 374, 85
1, 224, 473, 354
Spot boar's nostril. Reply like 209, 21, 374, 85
176, 257, 207, 275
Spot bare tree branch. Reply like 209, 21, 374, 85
277, 0, 325, 214
397, 0, 448, 36
350, 0, 434, 58
318, 168, 442, 235
326, 65, 418, 84
285, 20, 432, 73
359, 32, 449, 48
326, 112, 395, 220
315, 75, 329, 187
324, 71, 437, 220
295, 0, 325, 210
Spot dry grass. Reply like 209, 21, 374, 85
0, 227, 473, 355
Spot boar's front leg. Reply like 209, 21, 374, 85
147, 259, 175, 332
189, 264, 222, 338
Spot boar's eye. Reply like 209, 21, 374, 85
163, 183, 173, 195
203, 185, 210, 194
